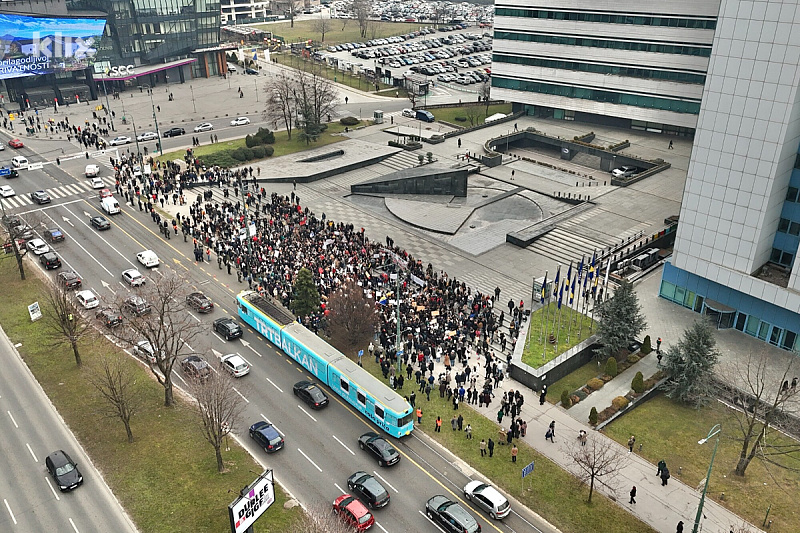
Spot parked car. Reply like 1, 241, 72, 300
133, 340, 162, 364
96, 307, 123, 328
463, 481, 510, 519
26, 238, 49, 255
333, 494, 374, 531
123, 295, 151, 316
76, 289, 99, 309
57, 271, 82, 290
45, 450, 83, 491
347, 471, 390, 509
611, 166, 639, 178
220, 353, 251, 377
426, 495, 481, 533
181, 355, 211, 381
39, 252, 61, 269
249, 421, 284, 452
44, 228, 65, 243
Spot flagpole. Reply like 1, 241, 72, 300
555, 279, 564, 352
538, 271, 548, 343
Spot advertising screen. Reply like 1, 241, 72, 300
228, 470, 274, 533
0, 14, 106, 80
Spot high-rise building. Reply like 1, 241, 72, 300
660, 0, 800, 352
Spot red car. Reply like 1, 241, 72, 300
8, 139, 23, 149
99, 188, 113, 199
333, 494, 374, 531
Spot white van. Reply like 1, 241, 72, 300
402, 108, 415, 118
85, 164, 100, 177
101, 197, 121, 215
11, 156, 28, 169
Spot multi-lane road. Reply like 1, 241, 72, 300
0, 134, 558, 533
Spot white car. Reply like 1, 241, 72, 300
136, 250, 160, 268
76, 289, 99, 309
194, 122, 214, 132
0, 142, 4, 150
109, 136, 132, 146
402, 108, 415, 118
0, 184, 14, 197
220, 353, 251, 378
121, 268, 146, 287
230, 117, 250, 126
133, 340, 162, 364
26, 238, 49, 255
85, 164, 100, 177
136, 131, 159, 142
463, 480, 511, 519
11, 156, 28, 169
90, 177, 104, 189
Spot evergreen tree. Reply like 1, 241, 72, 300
594, 281, 647, 359
661, 320, 720, 407
290, 267, 320, 318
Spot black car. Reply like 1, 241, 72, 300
96, 308, 123, 328
214, 317, 242, 340
30, 190, 51, 204
425, 495, 481, 533
91, 215, 111, 230
293, 380, 329, 409
347, 471, 390, 509
181, 355, 211, 381
45, 450, 83, 492
245, 67, 259, 75
186, 292, 214, 313
358, 432, 400, 467
58, 271, 82, 289
123, 295, 151, 316
249, 421, 284, 453
44, 227, 65, 243
39, 252, 61, 269
162, 127, 185, 138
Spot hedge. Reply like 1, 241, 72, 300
560, 390, 572, 408
340, 116, 360, 126
611, 396, 629, 410
605, 357, 618, 377
631, 371, 644, 393
586, 378, 604, 391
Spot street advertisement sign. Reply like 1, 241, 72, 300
228, 470, 274, 533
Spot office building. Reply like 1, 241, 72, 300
221, 0, 271, 24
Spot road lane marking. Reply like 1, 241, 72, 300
69, 517, 80, 532
266, 378, 283, 393
45, 478, 60, 500
374, 522, 388, 533
297, 405, 316, 422
260, 414, 284, 436
297, 448, 322, 472
189, 311, 201, 323
419, 510, 447, 533
7, 410, 18, 428
4, 499, 17, 524
334, 482, 345, 493
232, 387, 249, 403
371, 470, 398, 493
26, 443, 38, 462
332, 435, 355, 456
53, 207, 114, 277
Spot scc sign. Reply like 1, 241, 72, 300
107, 65, 135, 77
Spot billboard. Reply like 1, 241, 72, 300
0, 14, 106, 80
228, 470, 274, 533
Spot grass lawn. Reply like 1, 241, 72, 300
355, 357, 656, 533
258, 20, 432, 46
547, 362, 602, 404
432, 103, 512, 126
605, 395, 800, 532
0, 259, 302, 533
522, 302, 597, 368
273, 53, 397, 93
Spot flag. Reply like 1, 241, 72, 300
566, 262, 572, 286
557, 279, 564, 309
570, 276, 576, 305
588, 251, 597, 285
577, 255, 584, 283
540, 271, 547, 304
552, 265, 561, 297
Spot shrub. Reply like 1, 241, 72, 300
573, 389, 588, 401
418, 154, 425, 165
231, 147, 254, 161
611, 396, 629, 410
642, 335, 652, 354
255, 127, 275, 144
454, 116, 467, 122
426, 151, 433, 163
586, 378, 604, 391
200, 151, 238, 168
631, 371, 644, 393
605, 357, 618, 377
250, 145, 266, 158
597, 406, 617, 423
263, 145, 274, 157
627, 354, 640, 364
589, 406, 598, 425
340, 116, 360, 126
245, 134, 259, 148
560, 390, 572, 408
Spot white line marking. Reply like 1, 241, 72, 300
260, 414, 284, 436
374, 521, 388, 533
4, 499, 17, 525
26, 443, 38, 462
69, 517, 80, 532
332, 435, 355, 456
45, 478, 60, 500
7, 411, 18, 428
232, 387, 249, 403
189, 312, 201, 323
334, 482, 345, 493
419, 510, 446, 533
297, 448, 322, 472
266, 378, 283, 393
372, 470, 398, 493
298, 405, 317, 422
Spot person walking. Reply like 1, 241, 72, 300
487, 438, 495, 457
676, 520, 684, 533
668, 140, 674, 149
497, 408, 504, 424
539, 385, 547, 405
628, 435, 636, 454
435, 416, 442, 432
657, 459, 667, 477
511, 444, 518, 463
660, 467, 670, 486
409, 391, 416, 408
465, 424, 472, 439
549, 420, 556, 441
545, 425, 554, 443
629, 485, 637, 504
480, 438, 486, 456
579, 429, 587, 446
425, 382, 432, 401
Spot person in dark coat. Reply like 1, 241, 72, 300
629, 485, 636, 504
676, 521, 684, 533
661, 467, 670, 486
539, 385, 547, 405
657, 459, 667, 477
487, 438, 495, 457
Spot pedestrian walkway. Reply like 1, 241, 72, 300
1, 175, 117, 210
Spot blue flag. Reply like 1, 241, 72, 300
570, 277, 576, 305
577, 255, 584, 283
552, 266, 561, 298
566, 262, 572, 285
540, 271, 547, 304
557, 280, 564, 309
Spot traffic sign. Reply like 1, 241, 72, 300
0, 167, 10, 176
522, 460, 535, 478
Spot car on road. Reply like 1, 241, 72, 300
121, 268, 146, 287
1, 166, 19, 178
8, 138, 23, 149
463, 481, 510, 519
611, 165, 639, 178
99, 188, 113, 200
220, 353, 251, 377
44, 227, 65, 243
402, 108, 415, 118
249, 421, 284, 453
0, 142, 4, 150
347, 471, 390, 509
91, 215, 111, 230
76, 289, 99, 309
332, 494, 374, 531
213, 317, 242, 340
0, 184, 14, 197
58, 271, 82, 290
26, 238, 49, 255
181, 355, 211, 381
45, 450, 83, 492
109, 135, 132, 146
186, 292, 214, 313
227, 64, 237, 72
133, 340, 162, 364
96, 307, 123, 328
123, 295, 151, 316
245, 68, 258, 75
358, 432, 400, 466
425, 495, 481, 533
39, 252, 61, 269
136, 131, 159, 142
293, 380, 329, 409
136, 250, 159, 268
30, 190, 51, 204
162, 127, 185, 138
90, 177, 105, 189
85, 164, 101, 178
194, 122, 214, 132
230, 116, 250, 126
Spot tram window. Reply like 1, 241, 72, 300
340, 378, 349, 392
357, 391, 366, 406
375, 406, 384, 419
399, 413, 413, 427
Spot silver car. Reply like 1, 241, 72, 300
463, 480, 510, 519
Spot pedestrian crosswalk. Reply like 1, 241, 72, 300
1, 175, 118, 210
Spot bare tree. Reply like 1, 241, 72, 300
564, 435, 625, 502
286, 0, 303, 28
42, 283, 92, 367
188, 371, 247, 473
313, 14, 332, 42
368, 21, 383, 40
326, 279, 378, 354
293, 65, 339, 145
479, 81, 491, 115
405, 79, 418, 109
88, 354, 143, 443
431, 5, 447, 28
296, 503, 359, 533
1, 213, 41, 280
353, 0, 371, 39
464, 104, 482, 127
263, 69, 295, 140
720, 352, 800, 476
110, 274, 205, 407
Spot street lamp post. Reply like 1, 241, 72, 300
128, 114, 141, 159
147, 90, 163, 156
100, 77, 116, 132
693, 424, 722, 533
190, 85, 197, 113
255, 79, 258, 102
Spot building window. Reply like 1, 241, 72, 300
745, 316, 760, 337
779, 218, 790, 233
790, 222, 800, 236
493, 31, 712, 57
782, 330, 797, 351
771, 248, 794, 267
659, 280, 676, 301
734, 312, 747, 332
495, 8, 717, 29
787, 186, 799, 202
769, 326, 783, 346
